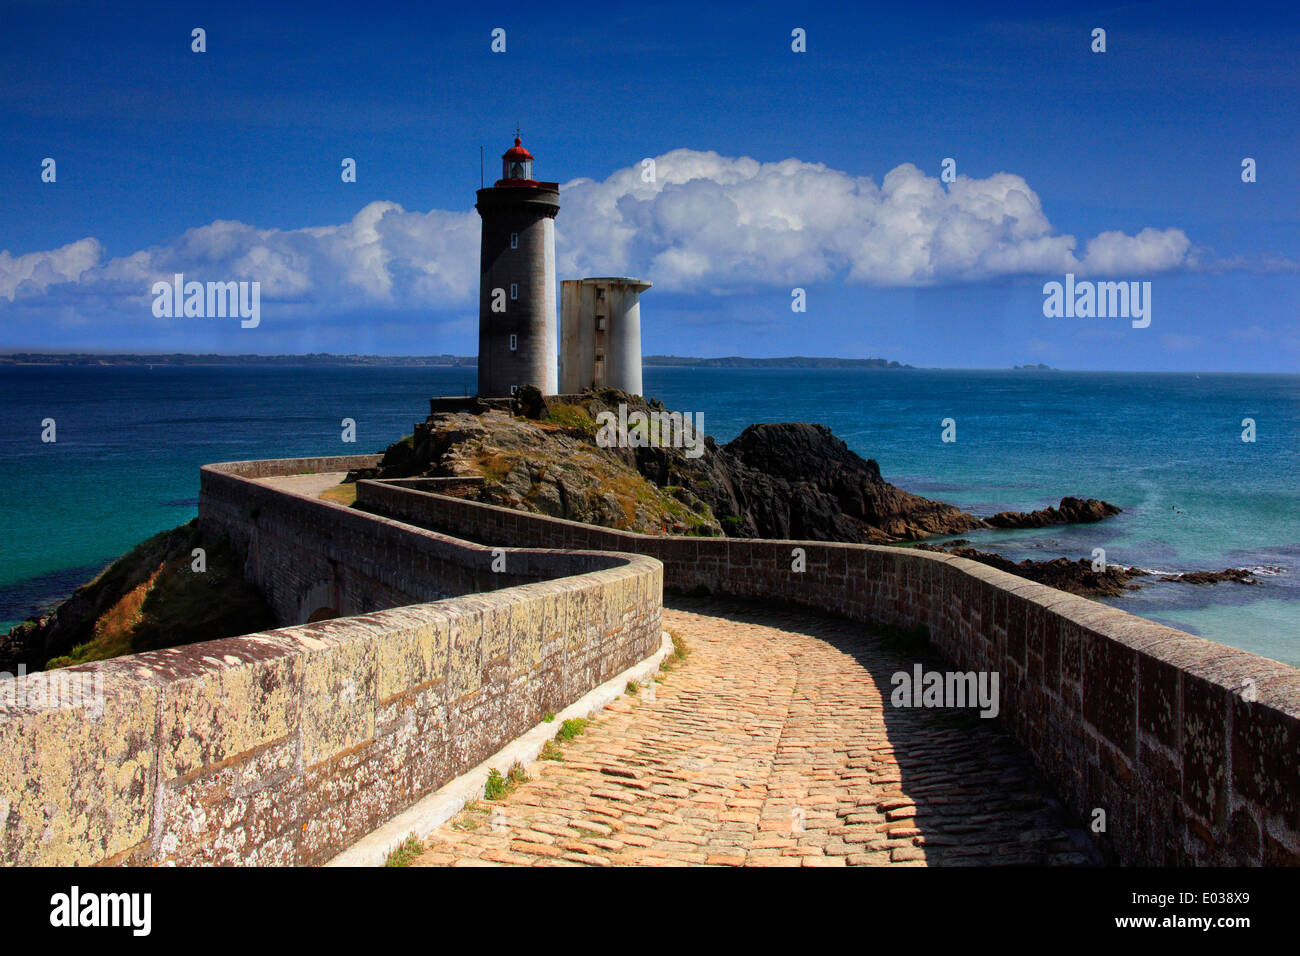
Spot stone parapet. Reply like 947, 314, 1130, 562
0, 457, 661, 865
356, 477, 1300, 865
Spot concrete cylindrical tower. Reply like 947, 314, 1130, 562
560, 277, 652, 396
476, 136, 559, 397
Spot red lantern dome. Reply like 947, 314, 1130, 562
500, 136, 535, 183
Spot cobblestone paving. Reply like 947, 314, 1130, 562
411, 597, 1098, 867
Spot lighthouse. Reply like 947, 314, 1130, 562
475, 134, 560, 397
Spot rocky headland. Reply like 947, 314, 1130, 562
367, 388, 1131, 547
366, 388, 998, 543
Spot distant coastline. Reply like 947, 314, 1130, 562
643, 355, 911, 369
0, 352, 477, 367
4, 354, 1290, 375
0, 352, 912, 369
1, 352, 919, 370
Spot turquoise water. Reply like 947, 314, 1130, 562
2, 366, 1297, 664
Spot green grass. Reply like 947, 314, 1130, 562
660, 493, 720, 536
659, 631, 690, 673
383, 834, 424, 867
545, 403, 598, 436
319, 482, 358, 506
484, 762, 529, 801
542, 711, 555, 723
626, 680, 639, 695
474, 449, 518, 484
557, 717, 588, 742
540, 739, 564, 761
41, 521, 276, 669
453, 802, 488, 831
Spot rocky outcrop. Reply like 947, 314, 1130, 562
917, 542, 1261, 597
511, 384, 550, 421
705, 422, 983, 542
374, 399, 724, 535
984, 496, 1121, 529
917, 545, 1140, 596
1164, 568, 1258, 586
374, 389, 985, 543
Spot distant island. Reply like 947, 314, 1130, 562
1011, 364, 1057, 370
0, 352, 911, 369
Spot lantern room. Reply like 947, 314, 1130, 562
500, 136, 534, 184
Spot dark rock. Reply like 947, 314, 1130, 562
1167, 569, 1256, 586
984, 496, 1121, 529
343, 466, 381, 483
918, 545, 1139, 596
376, 389, 985, 543
713, 423, 983, 542
511, 384, 550, 420
918, 542, 1260, 597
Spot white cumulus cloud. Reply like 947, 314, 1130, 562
0, 150, 1216, 326
0, 237, 104, 300
556, 152, 1194, 288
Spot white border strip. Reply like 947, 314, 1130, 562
327, 630, 675, 867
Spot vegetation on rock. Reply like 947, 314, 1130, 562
371, 388, 988, 543
0, 520, 275, 671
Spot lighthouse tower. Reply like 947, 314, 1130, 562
475, 134, 560, 397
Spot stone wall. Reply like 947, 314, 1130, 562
203, 457, 538, 625
0, 458, 662, 865
356, 478, 1300, 865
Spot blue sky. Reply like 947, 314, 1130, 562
1, 0, 1297, 369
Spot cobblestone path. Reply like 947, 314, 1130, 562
411, 597, 1097, 867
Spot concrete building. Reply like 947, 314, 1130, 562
475, 136, 559, 397
560, 277, 652, 395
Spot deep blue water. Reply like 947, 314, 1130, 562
2, 366, 1297, 664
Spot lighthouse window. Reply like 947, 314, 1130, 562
510, 232, 518, 249
595, 317, 606, 332
510, 385, 518, 395
595, 349, 605, 363
509, 334, 517, 351
510, 283, 518, 300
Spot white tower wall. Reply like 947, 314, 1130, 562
539, 217, 558, 394
560, 277, 651, 395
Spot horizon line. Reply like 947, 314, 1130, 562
0, 351, 1295, 376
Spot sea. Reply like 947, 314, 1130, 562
2, 365, 1297, 665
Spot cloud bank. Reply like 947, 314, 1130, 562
0, 149, 1218, 326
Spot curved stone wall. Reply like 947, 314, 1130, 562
3, 455, 1293, 868
0, 457, 662, 865
356, 477, 1300, 865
